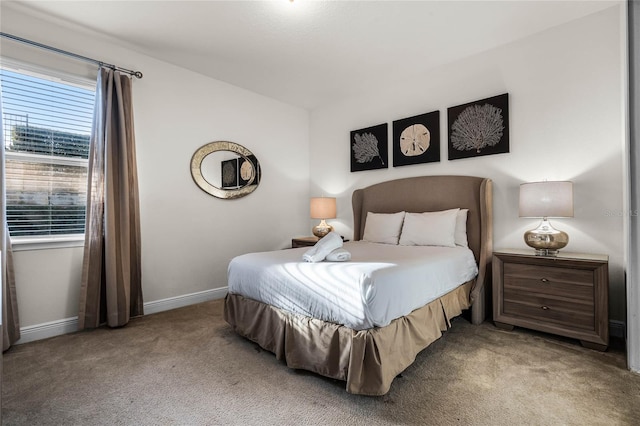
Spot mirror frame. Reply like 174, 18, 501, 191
190, 141, 260, 199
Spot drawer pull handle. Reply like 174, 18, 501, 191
540, 278, 549, 283
541, 306, 550, 310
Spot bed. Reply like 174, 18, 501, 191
224, 175, 493, 395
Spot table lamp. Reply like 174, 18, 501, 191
519, 181, 573, 256
310, 197, 336, 238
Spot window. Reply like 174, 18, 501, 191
0, 65, 96, 240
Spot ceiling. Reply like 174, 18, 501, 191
5, 0, 618, 110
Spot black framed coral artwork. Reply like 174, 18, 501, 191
350, 123, 388, 172
447, 93, 509, 160
392, 111, 440, 167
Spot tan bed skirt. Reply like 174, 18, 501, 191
223, 281, 472, 396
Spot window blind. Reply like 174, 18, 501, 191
0, 67, 95, 238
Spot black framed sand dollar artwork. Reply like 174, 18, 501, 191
447, 93, 509, 160
350, 123, 388, 172
393, 111, 440, 167
239, 155, 260, 187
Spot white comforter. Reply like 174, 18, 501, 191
227, 241, 478, 331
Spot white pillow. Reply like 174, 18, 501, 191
455, 209, 469, 247
362, 211, 406, 245
399, 208, 460, 247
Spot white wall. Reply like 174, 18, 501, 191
1, 5, 310, 329
0, 3, 628, 332
309, 6, 627, 321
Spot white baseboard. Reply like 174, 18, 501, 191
16, 316, 80, 345
143, 287, 227, 315
15, 287, 228, 345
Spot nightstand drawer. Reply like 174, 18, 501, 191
292, 236, 349, 248
503, 263, 594, 302
503, 292, 594, 330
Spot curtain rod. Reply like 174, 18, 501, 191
0, 32, 143, 79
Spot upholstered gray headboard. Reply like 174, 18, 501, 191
352, 175, 493, 324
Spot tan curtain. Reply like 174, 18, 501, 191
1, 82, 20, 350
79, 68, 143, 330
2, 229, 20, 350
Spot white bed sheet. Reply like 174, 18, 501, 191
227, 241, 478, 331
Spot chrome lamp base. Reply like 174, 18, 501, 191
524, 218, 568, 256
312, 219, 333, 238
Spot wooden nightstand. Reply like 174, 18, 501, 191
291, 236, 320, 248
493, 249, 609, 351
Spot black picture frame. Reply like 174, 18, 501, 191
350, 123, 388, 172
392, 111, 440, 167
221, 158, 239, 189
238, 155, 261, 187
447, 93, 509, 160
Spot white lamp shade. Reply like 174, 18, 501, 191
519, 181, 573, 218
310, 197, 336, 219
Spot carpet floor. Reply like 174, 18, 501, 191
2, 299, 639, 425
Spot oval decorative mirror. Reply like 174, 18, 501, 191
190, 141, 261, 199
